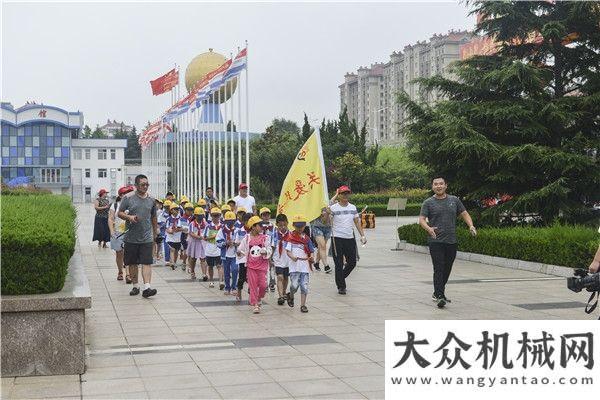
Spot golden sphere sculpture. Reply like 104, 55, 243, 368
185, 48, 237, 104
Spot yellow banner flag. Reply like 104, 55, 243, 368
277, 130, 329, 222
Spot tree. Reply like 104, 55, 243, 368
91, 125, 106, 139
113, 128, 128, 139
226, 120, 237, 132
81, 125, 92, 138
125, 126, 141, 160
398, 0, 600, 224
301, 113, 313, 141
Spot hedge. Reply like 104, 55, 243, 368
348, 189, 430, 205
1, 194, 76, 295
397, 223, 599, 268
258, 203, 422, 217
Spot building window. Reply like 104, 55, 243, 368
110, 168, 117, 179
110, 149, 116, 160
85, 168, 90, 178
98, 168, 107, 178
40, 168, 61, 183
85, 149, 90, 159
98, 149, 107, 160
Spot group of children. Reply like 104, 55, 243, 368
153, 193, 315, 314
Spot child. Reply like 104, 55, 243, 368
186, 207, 206, 280
285, 214, 315, 313
154, 198, 165, 261
226, 198, 237, 213
217, 211, 238, 295
233, 212, 252, 301
237, 216, 272, 313
180, 202, 195, 271
259, 207, 276, 292
272, 214, 290, 305
203, 207, 224, 289
234, 207, 247, 229
161, 200, 172, 266
165, 203, 183, 270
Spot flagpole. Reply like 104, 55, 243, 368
218, 87, 222, 201
212, 93, 216, 201
237, 47, 242, 187
223, 75, 229, 202
244, 40, 250, 190
229, 52, 235, 198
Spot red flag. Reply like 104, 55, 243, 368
150, 68, 179, 96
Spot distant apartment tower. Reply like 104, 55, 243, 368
340, 30, 475, 145
99, 119, 133, 137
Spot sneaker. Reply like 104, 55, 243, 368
209, 282, 214, 288
287, 295, 294, 307
442, 295, 452, 303
202, 275, 208, 282
324, 265, 331, 274
253, 306, 260, 314
142, 288, 157, 298
314, 265, 321, 271
432, 293, 438, 302
436, 297, 446, 308
129, 287, 140, 296
219, 283, 225, 290
300, 305, 309, 313
269, 283, 276, 292
338, 289, 346, 295
277, 297, 285, 306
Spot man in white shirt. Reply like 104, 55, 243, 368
233, 182, 257, 215
327, 185, 366, 295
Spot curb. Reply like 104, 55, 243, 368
397, 242, 574, 278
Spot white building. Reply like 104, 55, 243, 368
71, 138, 127, 202
340, 30, 475, 145
99, 119, 133, 138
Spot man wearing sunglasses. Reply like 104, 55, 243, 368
328, 185, 366, 295
118, 174, 159, 298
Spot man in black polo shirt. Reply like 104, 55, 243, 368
419, 177, 477, 308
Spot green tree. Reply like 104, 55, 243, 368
81, 125, 92, 138
398, 0, 600, 224
113, 128, 128, 139
301, 112, 313, 141
125, 126, 141, 160
91, 125, 106, 139
329, 152, 389, 193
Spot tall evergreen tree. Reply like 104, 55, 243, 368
125, 126, 141, 160
82, 125, 92, 138
398, 0, 599, 224
301, 112, 313, 141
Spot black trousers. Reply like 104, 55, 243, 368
237, 263, 247, 290
428, 242, 457, 297
332, 237, 357, 290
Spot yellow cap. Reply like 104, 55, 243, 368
259, 207, 271, 215
164, 200, 172, 207
193, 207, 203, 215
224, 211, 236, 220
292, 214, 307, 223
221, 204, 231, 212
180, 195, 188, 202
184, 202, 194, 210
210, 207, 222, 215
236, 207, 247, 213
169, 203, 180, 210
246, 216, 262, 229
197, 198, 207, 206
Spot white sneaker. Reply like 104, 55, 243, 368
209, 282, 214, 288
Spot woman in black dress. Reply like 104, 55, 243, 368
92, 189, 111, 248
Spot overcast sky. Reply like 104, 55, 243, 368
2, 1, 475, 132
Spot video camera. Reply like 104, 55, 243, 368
567, 269, 600, 319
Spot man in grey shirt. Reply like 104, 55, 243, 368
419, 177, 477, 308
118, 174, 158, 298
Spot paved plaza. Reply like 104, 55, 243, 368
1, 205, 588, 400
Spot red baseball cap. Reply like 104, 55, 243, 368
118, 185, 134, 196
98, 188, 108, 196
239, 182, 248, 189
337, 185, 351, 194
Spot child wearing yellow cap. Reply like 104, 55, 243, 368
216, 211, 239, 295
203, 207, 224, 288
285, 214, 315, 313
165, 203, 183, 270
186, 207, 207, 280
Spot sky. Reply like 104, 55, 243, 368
2, 1, 475, 132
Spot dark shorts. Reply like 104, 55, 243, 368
167, 241, 181, 251
124, 242, 154, 266
275, 266, 289, 277
181, 240, 188, 250
206, 256, 221, 268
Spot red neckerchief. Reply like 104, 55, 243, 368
287, 231, 311, 259
191, 219, 205, 234
276, 229, 289, 255
222, 223, 234, 242
262, 222, 274, 235
170, 216, 180, 229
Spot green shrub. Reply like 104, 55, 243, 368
397, 223, 599, 268
1, 194, 76, 295
257, 203, 422, 217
